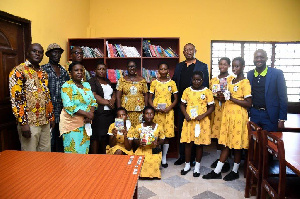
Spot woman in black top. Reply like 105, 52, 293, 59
89, 63, 116, 154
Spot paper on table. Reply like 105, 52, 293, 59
85, 123, 92, 136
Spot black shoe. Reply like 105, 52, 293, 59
202, 170, 222, 179
221, 162, 230, 173
193, 171, 200, 177
223, 171, 239, 181
174, 158, 185, 165
161, 163, 168, 168
181, 168, 191, 175
210, 159, 219, 168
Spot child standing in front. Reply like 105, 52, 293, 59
203, 57, 252, 181
209, 57, 235, 172
180, 71, 215, 177
148, 63, 178, 168
127, 106, 165, 178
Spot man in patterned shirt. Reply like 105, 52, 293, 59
9, 43, 55, 151
42, 43, 70, 152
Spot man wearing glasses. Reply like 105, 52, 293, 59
172, 43, 209, 166
66, 46, 91, 81
42, 43, 70, 152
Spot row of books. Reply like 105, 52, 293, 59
70, 46, 104, 58
142, 40, 178, 57
103, 68, 158, 83
142, 67, 158, 82
106, 41, 141, 58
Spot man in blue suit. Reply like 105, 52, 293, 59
247, 49, 287, 131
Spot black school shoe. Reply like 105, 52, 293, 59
193, 171, 200, 177
210, 159, 230, 173
223, 171, 239, 181
181, 168, 191, 175
202, 170, 222, 179
161, 163, 168, 168
174, 158, 185, 165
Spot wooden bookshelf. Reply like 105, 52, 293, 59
68, 37, 180, 158
68, 37, 180, 81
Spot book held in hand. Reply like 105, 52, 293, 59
157, 103, 167, 110
115, 118, 125, 130
140, 126, 155, 145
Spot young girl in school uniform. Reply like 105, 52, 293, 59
180, 71, 215, 177
127, 106, 165, 178
209, 57, 235, 171
203, 57, 252, 181
106, 107, 133, 155
148, 63, 178, 168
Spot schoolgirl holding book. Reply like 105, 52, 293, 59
148, 63, 178, 168
203, 57, 252, 181
180, 71, 215, 177
209, 57, 235, 171
106, 107, 133, 155
127, 106, 165, 178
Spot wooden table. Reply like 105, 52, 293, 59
270, 132, 300, 176
278, 113, 300, 132
0, 151, 143, 199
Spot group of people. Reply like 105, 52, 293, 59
8, 42, 287, 180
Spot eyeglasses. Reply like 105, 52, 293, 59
72, 51, 83, 55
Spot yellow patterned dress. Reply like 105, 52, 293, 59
116, 77, 148, 127
128, 123, 165, 178
149, 79, 178, 138
106, 123, 133, 155
219, 79, 252, 149
180, 87, 214, 145
210, 75, 235, 139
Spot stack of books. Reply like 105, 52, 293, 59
70, 46, 104, 58
142, 67, 158, 83
106, 41, 141, 58
142, 40, 178, 57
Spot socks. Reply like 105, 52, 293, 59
162, 144, 169, 164
184, 162, 191, 171
214, 161, 224, 174
194, 162, 200, 173
232, 163, 240, 173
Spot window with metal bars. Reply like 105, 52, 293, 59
211, 41, 300, 102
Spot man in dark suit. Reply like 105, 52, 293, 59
247, 49, 287, 131
172, 43, 209, 165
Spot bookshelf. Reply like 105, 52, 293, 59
68, 37, 180, 158
68, 37, 180, 82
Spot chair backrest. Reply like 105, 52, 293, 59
262, 131, 286, 199
247, 121, 263, 175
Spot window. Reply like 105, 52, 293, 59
211, 41, 300, 102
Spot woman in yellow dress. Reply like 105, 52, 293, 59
148, 63, 178, 168
203, 57, 252, 181
127, 106, 165, 178
106, 107, 133, 155
180, 71, 215, 177
209, 57, 234, 171
116, 61, 148, 128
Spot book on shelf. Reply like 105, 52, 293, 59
106, 42, 140, 58
142, 67, 158, 83
70, 46, 104, 58
106, 69, 129, 83
142, 40, 178, 58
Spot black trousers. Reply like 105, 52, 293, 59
51, 123, 64, 152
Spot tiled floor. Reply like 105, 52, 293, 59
138, 144, 257, 199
